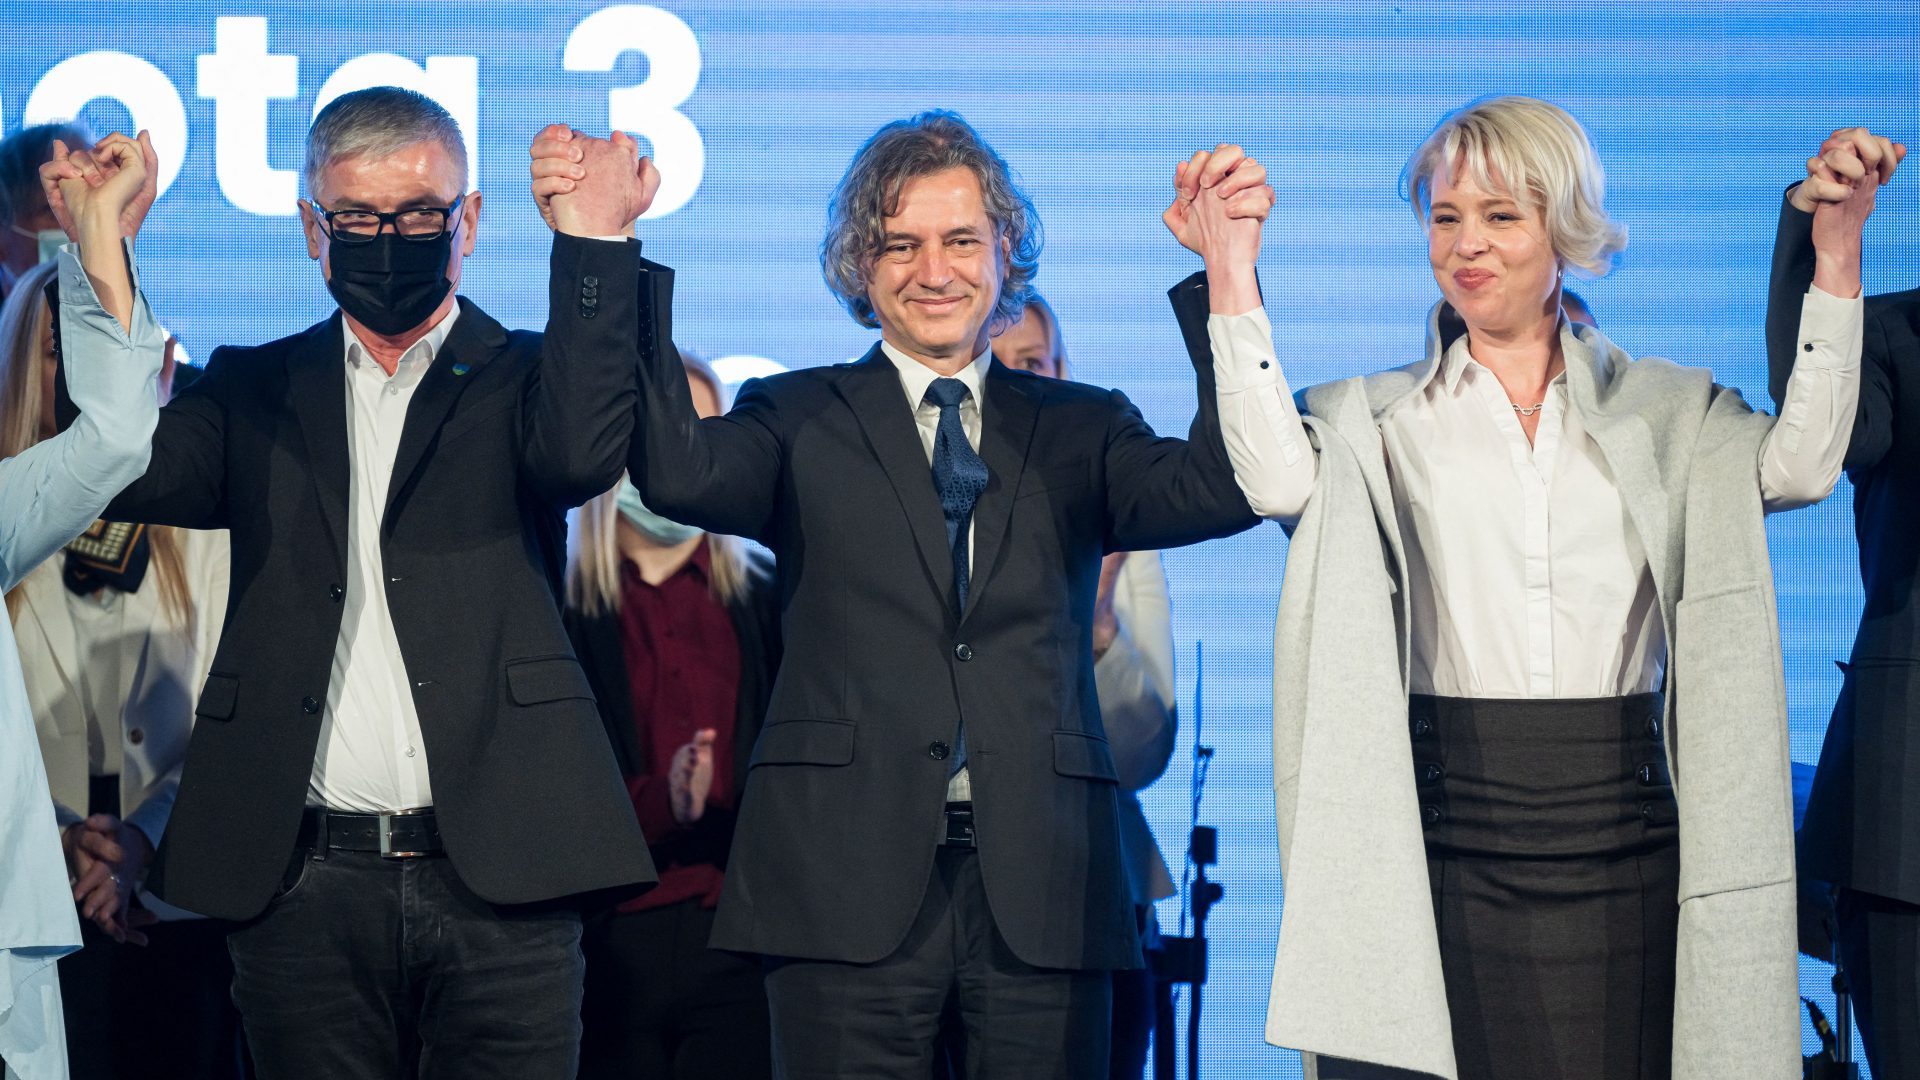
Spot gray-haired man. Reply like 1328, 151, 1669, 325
543, 110, 1270, 1075
50, 87, 659, 1079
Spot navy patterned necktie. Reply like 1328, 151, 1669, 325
924, 376, 986, 778
924, 377, 989, 611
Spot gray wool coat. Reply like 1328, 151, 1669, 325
1263, 305, 1801, 1080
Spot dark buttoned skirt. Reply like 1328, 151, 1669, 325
1411, 692, 1678, 1080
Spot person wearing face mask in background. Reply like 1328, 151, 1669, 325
563, 348, 781, 1080
991, 294, 1178, 1080
46, 86, 659, 1080
0, 123, 95, 307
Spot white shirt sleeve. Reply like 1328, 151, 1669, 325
1210, 307, 1317, 523
1758, 286, 1863, 512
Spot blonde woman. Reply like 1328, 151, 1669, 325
565, 349, 780, 1080
1186, 99, 1886, 1078
1, 211, 237, 1080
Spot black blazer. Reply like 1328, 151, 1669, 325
564, 547, 782, 866
69, 235, 657, 920
627, 257, 1257, 971
1768, 191, 1920, 903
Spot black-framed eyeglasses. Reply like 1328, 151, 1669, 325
313, 194, 465, 244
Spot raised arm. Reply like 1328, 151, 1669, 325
1099, 147, 1272, 551
1, 134, 163, 589
1757, 128, 1902, 511
1165, 146, 1316, 526
44, 132, 228, 529
530, 129, 783, 541
518, 125, 651, 507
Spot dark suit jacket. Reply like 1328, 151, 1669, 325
65, 234, 657, 920
1769, 191, 1920, 904
626, 258, 1257, 971
564, 546, 782, 865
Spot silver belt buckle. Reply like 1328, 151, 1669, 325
378, 808, 430, 859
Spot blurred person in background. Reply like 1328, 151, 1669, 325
0, 123, 93, 306
992, 294, 1177, 1080
0, 241, 242, 1076
565, 349, 780, 1080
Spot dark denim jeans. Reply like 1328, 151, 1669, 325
227, 848, 583, 1080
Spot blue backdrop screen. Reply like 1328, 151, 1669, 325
6, 2, 1916, 1074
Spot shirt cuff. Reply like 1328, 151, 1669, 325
1794, 286, 1865, 372
1208, 307, 1282, 392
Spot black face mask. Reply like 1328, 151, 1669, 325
324, 230, 456, 336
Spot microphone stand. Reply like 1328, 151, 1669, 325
1153, 642, 1219, 1080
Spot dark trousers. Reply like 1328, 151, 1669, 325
1108, 962, 1153, 1080
57, 916, 249, 1080
226, 848, 584, 1080
579, 898, 772, 1079
1837, 888, 1920, 1079
765, 846, 1111, 1080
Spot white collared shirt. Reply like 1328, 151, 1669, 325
307, 307, 460, 811
879, 339, 992, 799
1210, 290, 1862, 699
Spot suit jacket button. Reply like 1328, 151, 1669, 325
1411, 715, 1433, 739
1417, 761, 1444, 786
128, 727, 144, 746
953, 643, 973, 662
583, 275, 600, 288
302, 696, 321, 715
1645, 714, 1661, 740
928, 741, 950, 760
1421, 804, 1443, 827
329, 584, 345, 602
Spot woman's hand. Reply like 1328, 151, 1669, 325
39, 131, 158, 243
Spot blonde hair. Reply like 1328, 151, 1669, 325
1401, 96, 1627, 277
566, 349, 751, 617
0, 262, 193, 629
1020, 293, 1069, 380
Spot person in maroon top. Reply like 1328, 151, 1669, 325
564, 349, 781, 1080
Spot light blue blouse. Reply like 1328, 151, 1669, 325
0, 240, 161, 1080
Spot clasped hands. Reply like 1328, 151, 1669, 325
38, 130, 157, 245
1791, 127, 1905, 298
529, 125, 661, 237
63, 814, 158, 946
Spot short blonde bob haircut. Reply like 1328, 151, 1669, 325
1401, 95, 1627, 277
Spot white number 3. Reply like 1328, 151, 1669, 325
563, 5, 704, 219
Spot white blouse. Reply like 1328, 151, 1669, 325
1211, 292, 1862, 699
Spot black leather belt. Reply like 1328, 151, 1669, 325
943, 801, 975, 848
297, 807, 443, 859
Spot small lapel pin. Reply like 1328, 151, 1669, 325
450, 362, 471, 377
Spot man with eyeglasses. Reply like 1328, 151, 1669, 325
48, 86, 658, 1079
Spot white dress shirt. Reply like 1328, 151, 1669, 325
307, 308, 460, 812
1212, 290, 1862, 698
1095, 550, 1179, 905
880, 340, 992, 800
